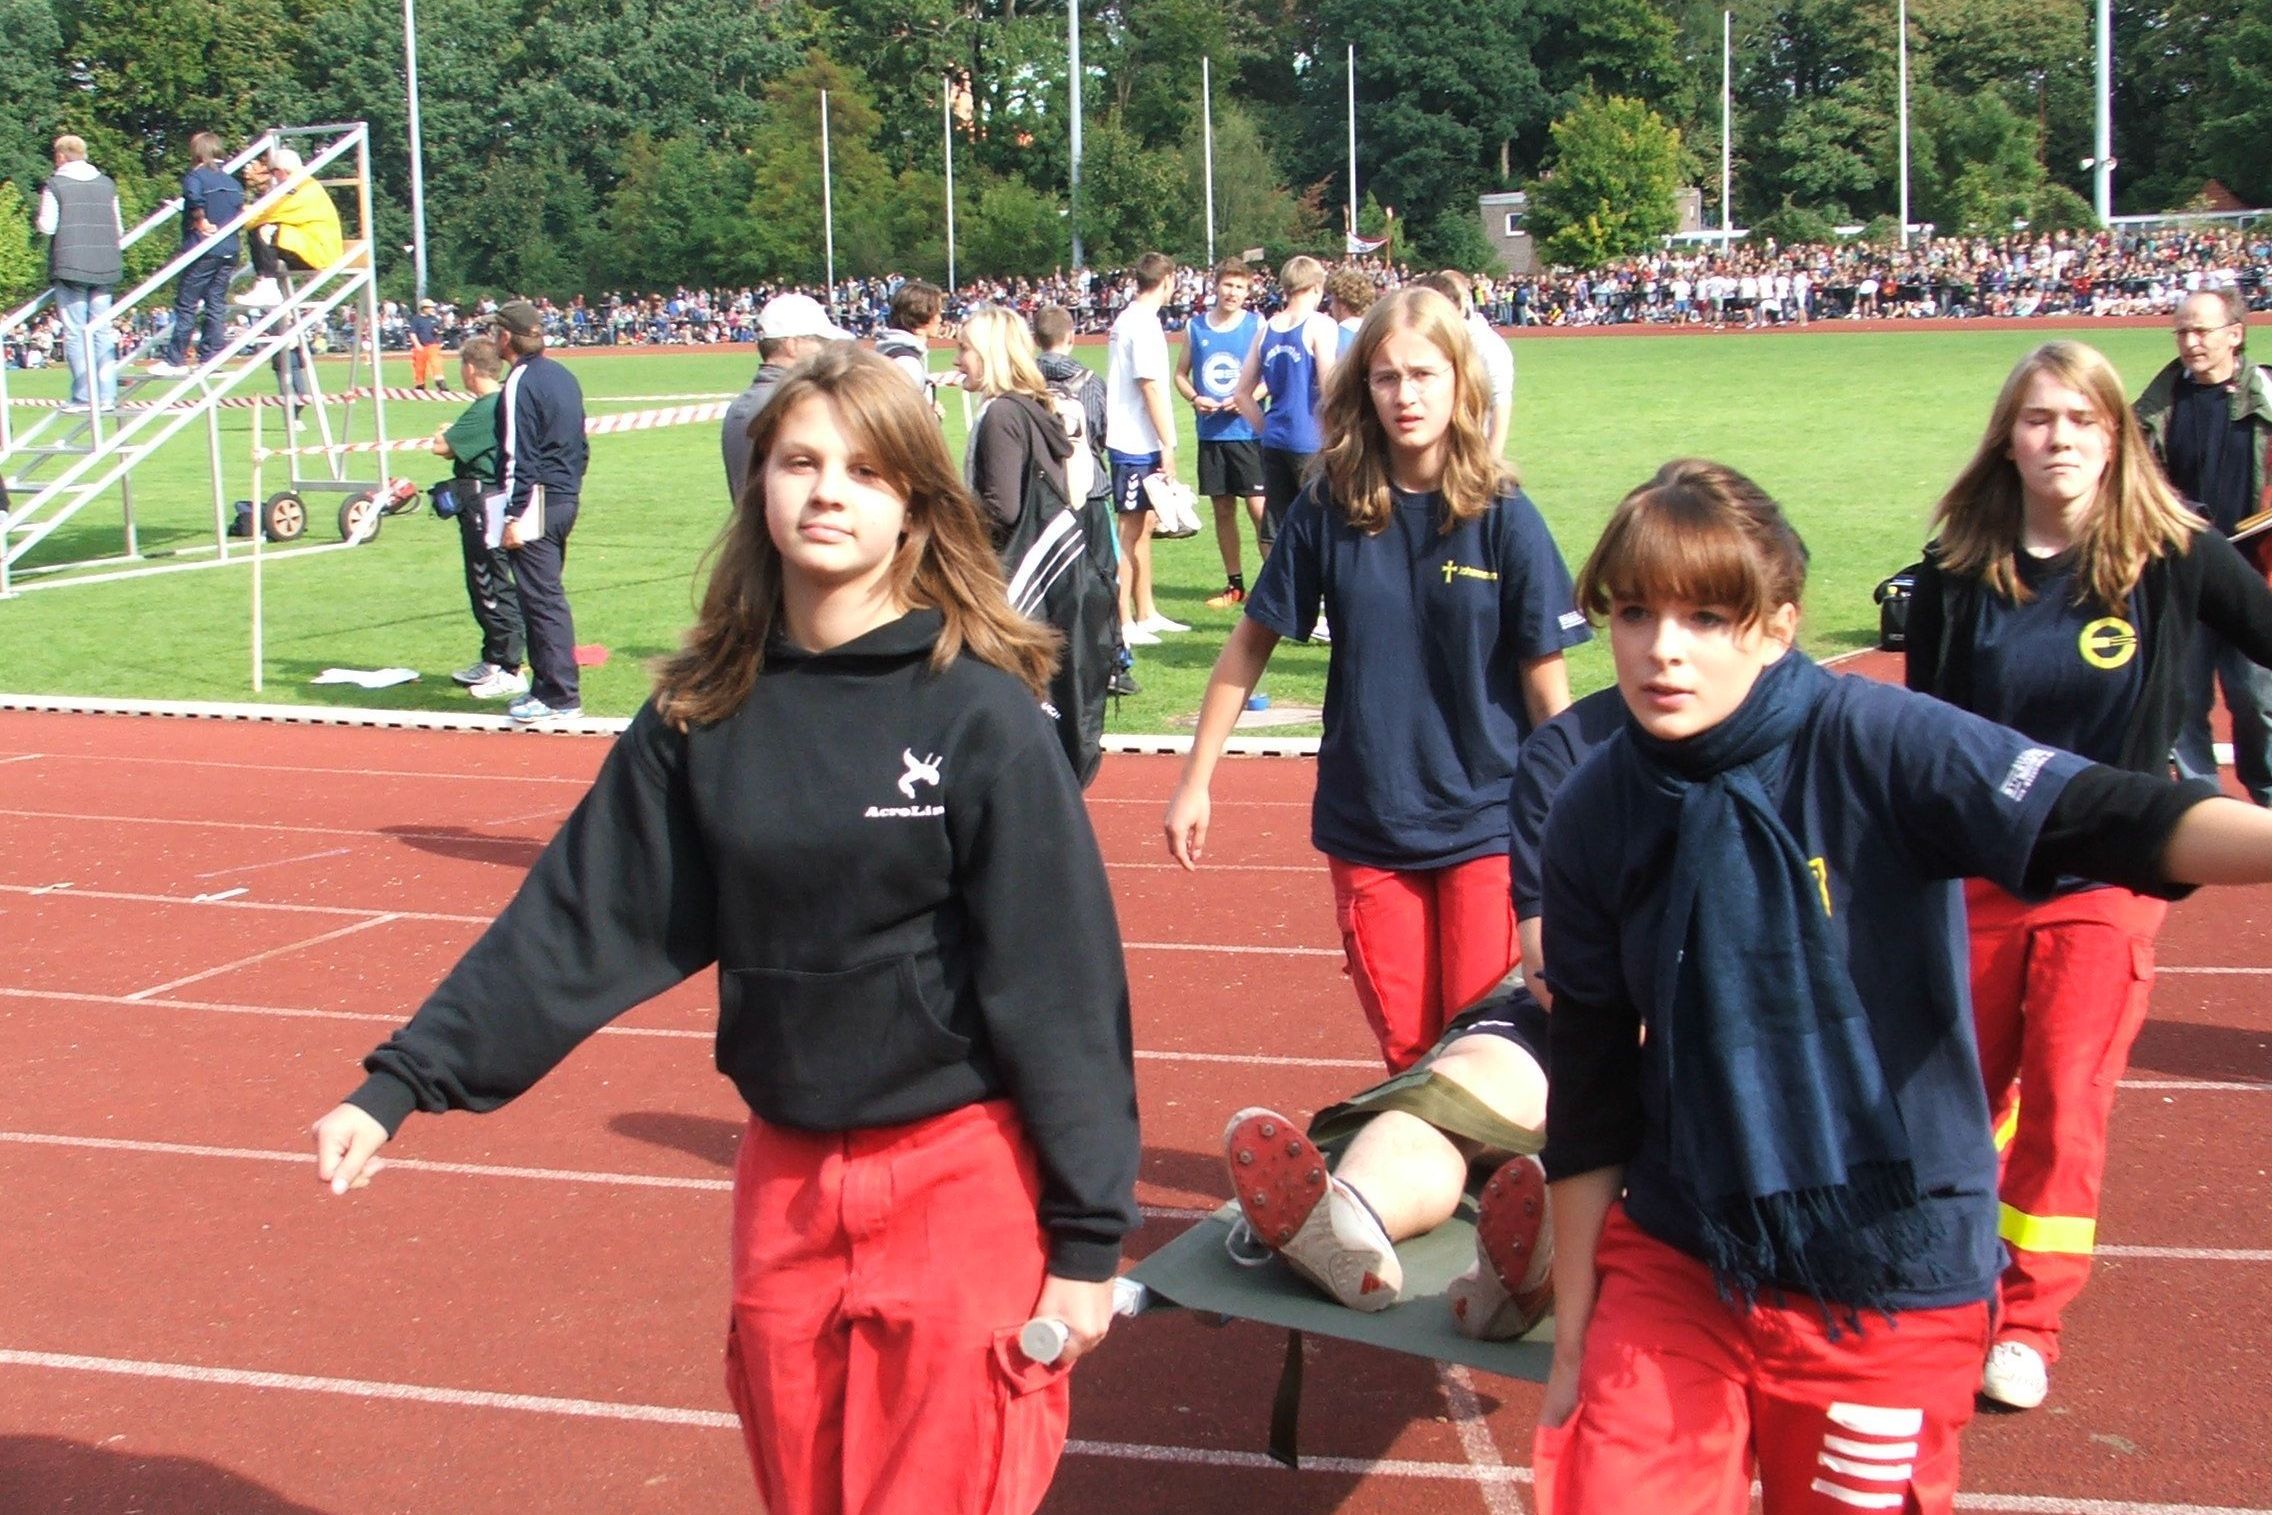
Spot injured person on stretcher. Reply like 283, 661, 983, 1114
1215, 686, 1624, 1340
1224, 979, 1554, 1338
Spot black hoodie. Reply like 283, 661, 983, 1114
969, 392, 1073, 536
347, 611, 1141, 1280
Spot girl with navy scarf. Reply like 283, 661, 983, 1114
1907, 341, 2272, 1410
1532, 460, 2272, 1514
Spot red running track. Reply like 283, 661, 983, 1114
0, 706, 2266, 1515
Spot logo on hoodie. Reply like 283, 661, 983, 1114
867, 749, 945, 819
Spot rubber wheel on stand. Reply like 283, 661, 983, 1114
338, 492, 382, 544
261, 491, 307, 542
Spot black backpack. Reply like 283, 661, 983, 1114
1874, 562, 1921, 651
998, 442, 1119, 787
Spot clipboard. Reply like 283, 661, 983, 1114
483, 484, 544, 549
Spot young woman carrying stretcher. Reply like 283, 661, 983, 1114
311, 347, 1139, 1515
1534, 458, 2272, 1514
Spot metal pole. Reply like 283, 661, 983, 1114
821, 91, 837, 305
2094, 0, 2113, 225
944, 77, 957, 291
1069, 0, 1084, 269
1347, 45, 1359, 251
404, 0, 430, 301
1720, 11, 1732, 252
1898, 0, 1910, 249
1202, 57, 1216, 270
250, 402, 264, 693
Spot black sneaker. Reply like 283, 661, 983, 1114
1108, 668, 1141, 698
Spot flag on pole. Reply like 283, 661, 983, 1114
1344, 232, 1388, 254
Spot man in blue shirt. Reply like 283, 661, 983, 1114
489, 300, 590, 725
148, 132, 242, 379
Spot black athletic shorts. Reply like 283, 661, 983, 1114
1259, 445, 1315, 551
1435, 978, 1550, 1068
1197, 439, 1264, 498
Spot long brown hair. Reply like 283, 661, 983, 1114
1319, 287, 1514, 536
1576, 459, 1810, 631
1930, 341, 2198, 610
654, 346, 1058, 727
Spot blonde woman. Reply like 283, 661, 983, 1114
956, 305, 1075, 538
1906, 340, 2272, 1409
1166, 286, 1585, 1071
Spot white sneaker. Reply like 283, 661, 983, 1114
467, 667, 529, 700
237, 278, 284, 310
1136, 613, 1190, 635
1121, 622, 1161, 647
144, 360, 191, 378
1309, 615, 1333, 645
1980, 1339, 2048, 1410
1222, 1107, 1401, 1312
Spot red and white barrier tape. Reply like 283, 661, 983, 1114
250, 400, 731, 460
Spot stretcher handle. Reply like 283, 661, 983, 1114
1017, 1276, 1151, 1364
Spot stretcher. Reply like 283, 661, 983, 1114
1116, 1203, 1555, 1467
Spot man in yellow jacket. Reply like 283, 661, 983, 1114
240, 146, 342, 309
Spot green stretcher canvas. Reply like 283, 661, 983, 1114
1129, 1203, 1556, 1383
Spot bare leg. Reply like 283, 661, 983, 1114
1211, 495, 1242, 581
1333, 1035, 1547, 1240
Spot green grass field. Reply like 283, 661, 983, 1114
0, 325, 2177, 729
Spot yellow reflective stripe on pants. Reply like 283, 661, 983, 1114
1999, 1202, 2096, 1255
1992, 1100, 2020, 1153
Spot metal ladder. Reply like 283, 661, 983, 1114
0, 122, 391, 595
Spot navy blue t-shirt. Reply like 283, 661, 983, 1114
181, 165, 243, 259
1541, 669, 2087, 1311
1246, 481, 1589, 869
1509, 686, 1626, 920
1960, 550, 2144, 768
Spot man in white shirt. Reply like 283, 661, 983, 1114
1105, 251, 1183, 643
1417, 270, 1513, 459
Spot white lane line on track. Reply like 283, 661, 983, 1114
193, 846, 354, 880
2099, 1245, 2272, 1262
2158, 966, 2272, 975
3, 985, 2260, 1091
121, 915, 402, 1001
11, 1130, 2257, 1245
0, 751, 597, 785
0, 753, 42, 766
2, 880, 1343, 959
0, 813, 1319, 876
1438, 1362, 1524, 1515
2, 1348, 2268, 1511
0, 1129, 1213, 1223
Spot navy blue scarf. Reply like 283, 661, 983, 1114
1623, 650, 1934, 1321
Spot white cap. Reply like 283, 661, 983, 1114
756, 293, 852, 343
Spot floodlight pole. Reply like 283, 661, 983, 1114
2094, 0, 2113, 224
1898, 0, 1910, 249
821, 90, 836, 305
1347, 46, 1359, 251
944, 77, 957, 291
1069, 0, 1084, 269
1202, 57, 1216, 270
403, 0, 430, 301
1720, 11, 1732, 252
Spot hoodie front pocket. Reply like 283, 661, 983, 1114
720, 957, 972, 1119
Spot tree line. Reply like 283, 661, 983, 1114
0, 0, 2263, 305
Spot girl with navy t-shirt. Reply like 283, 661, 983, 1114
1166, 286, 1587, 1072
312, 347, 1139, 1515
1534, 459, 2272, 1514
1906, 340, 2272, 1410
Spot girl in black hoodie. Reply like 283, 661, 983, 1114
312, 346, 1139, 1515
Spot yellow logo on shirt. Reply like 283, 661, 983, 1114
2078, 616, 2138, 670
1806, 857, 1834, 917
1440, 561, 1499, 585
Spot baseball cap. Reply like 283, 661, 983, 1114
493, 299, 544, 338
756, 293, 852, 343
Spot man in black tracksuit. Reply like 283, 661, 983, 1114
490, 300, 589, 723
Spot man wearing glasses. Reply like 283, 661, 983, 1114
2140, 287, 2272, 803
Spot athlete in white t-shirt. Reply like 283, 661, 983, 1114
1105, 252, 1182, 640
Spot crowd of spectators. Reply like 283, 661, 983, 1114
9, 226, 2268, 372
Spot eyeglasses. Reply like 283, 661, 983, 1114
2174, 324, 2239, 337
